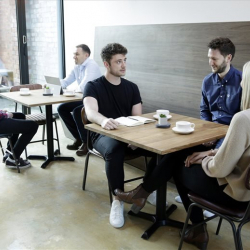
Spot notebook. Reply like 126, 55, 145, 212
115, 116, 155, 127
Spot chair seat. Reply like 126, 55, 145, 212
26, 113, 56, 125
188, 192, 248, 218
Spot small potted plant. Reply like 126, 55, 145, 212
44, 86, 51, 94
159, 113, 168, 125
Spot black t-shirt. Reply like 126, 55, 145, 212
83, 76, 142, 119
83, 76, 142, 142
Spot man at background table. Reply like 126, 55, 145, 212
58, 44, 101, 156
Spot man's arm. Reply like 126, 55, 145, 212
84, 97, 119, 130
131, 103, 142, 116
200, 90, 212, 121
60, 69, 76, 89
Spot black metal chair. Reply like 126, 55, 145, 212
0, 133, 20, 173
179, 167, 250, 250
10, 84, 60, 157
81, 107, 148, 204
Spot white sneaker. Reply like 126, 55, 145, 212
203, 210, 215, 218
175, 195, 182, 203
109, 200, 124, 228
147, 191, 168, 207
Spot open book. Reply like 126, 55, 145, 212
115, 116, 156, 127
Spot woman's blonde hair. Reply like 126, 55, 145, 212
240, 61, 250, 110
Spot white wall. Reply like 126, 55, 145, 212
64, 0, 250, 73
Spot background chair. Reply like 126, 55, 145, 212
81, 107, 147, 204
0, 134, 20, 173
10, 84, 60, 157
178, 167, 250, 250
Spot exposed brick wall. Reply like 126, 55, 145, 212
0, 0, 59, 86
26, 0, 59, 85
0, 0, 20, 85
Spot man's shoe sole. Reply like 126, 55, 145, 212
76, 150, 88, 156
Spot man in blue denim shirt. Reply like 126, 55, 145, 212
174, 38, 242, 211
200, 37, 242, 149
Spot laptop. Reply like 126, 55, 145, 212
44, 75, 63, 95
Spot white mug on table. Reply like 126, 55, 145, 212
176, 121, 195, 131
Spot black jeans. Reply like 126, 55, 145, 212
57, 101, 87, 143
0, 112, 38, 159
93, 134, 156, 195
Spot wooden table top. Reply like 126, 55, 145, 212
85, 113, 228, 155
0, 89, 83, 107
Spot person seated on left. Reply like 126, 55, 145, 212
0, 110, 38, 169
58, 44, 102, 156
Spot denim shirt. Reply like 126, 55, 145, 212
200, 65, 242, 148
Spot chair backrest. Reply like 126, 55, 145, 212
81, 107, 93, 151
81, 107, 89, 126
10, 84, 43, 113
10, 84, 42, 92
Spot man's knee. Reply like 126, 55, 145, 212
104, 141, 126, 160
57, 103, 65, 115
72, 105, 82, 119
13, 112, 25, 120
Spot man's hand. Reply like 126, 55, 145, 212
101, 118, 119, 130
185, 150, 212, 167
202, 139, 217, 147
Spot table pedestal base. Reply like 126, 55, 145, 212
28, 153, 75, 169
41, 156, 75, 169
128, 204, 184, 240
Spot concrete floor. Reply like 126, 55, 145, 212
0, 120, 249, 250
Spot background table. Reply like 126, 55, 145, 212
85, 112, 228, 239
0, 89, 83, 168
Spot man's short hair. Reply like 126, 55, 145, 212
208, 37, 235, 61
76, 44, 91, 56
101, 43, 127, 64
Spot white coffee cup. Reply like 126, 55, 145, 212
156, 109, 169, 117
65, 90, 74, 95
176, 121, 195, 131
20, 88, 29, 93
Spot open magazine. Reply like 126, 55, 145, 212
115, 116, 156, 127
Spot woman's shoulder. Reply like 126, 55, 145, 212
234, 109, 250, 121
231, 110, 250, 131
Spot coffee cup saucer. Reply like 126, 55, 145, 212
153, 114, 172, 120
172, 127, 194, 134
20, 91, 31, 96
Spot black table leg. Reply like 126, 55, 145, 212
40, 105, 75, 168
128, 154, 184, 239
28, 104, 75, 168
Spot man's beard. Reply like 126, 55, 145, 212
213, 60, 227, 74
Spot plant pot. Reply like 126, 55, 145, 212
44, 88, 51, 94
159, 117, 168, 125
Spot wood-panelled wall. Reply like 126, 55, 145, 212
94, 22, 250, 118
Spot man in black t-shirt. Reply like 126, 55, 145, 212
83, 43, 154, 229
